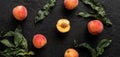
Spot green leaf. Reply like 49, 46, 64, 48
15, 26, 22, 33
21, 36, 28, 51
74, 40, 79, 47
16, 53, 27, 56
35, 0, 56, 23
78, 12, 112, 26
16, 50, 34, 56
81, 0, 105, 16
78, 12, 95, 17
28, 51, 35, 55
3, 48, 24, 56
0, 39, 15, 47
1, 26, 34, 57
80, 0, 112, 26
0, 52, 13, 57
3, 28, 28, 50
12, 31, 28, 51
95, 14, 112, 26
4, 31, 23, 47
79, 43, 97, 57
15, 49, 26, 56
13, 32, 23, 47
18, 49, 26, 52
0, 51, 10, 57
74, 39, 112, 57
3, 31, 15, 37
96, 39, 112, 56
0, 49, 14, 57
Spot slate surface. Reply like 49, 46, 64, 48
0, 0, 120, 57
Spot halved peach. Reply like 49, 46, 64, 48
56, 19, 70, 33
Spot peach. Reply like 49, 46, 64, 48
33, 34, 47, 49
88, 20, 104, 35
64, 0, 78, 10
56, 19, 70, 33
13, 5, 27, 21
64, 48, 79, 57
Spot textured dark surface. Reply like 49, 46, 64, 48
0, 0, 120, 57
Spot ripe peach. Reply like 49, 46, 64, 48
64, 0, 78, 10
33, 34, 47, 49
64, 48, 79, 57
88, 20, 104, 35
56, 19, 70, 33
13, 5, 27, 21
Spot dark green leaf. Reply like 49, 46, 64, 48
13, 32, 23, 47
1, 26, 34, 57
11, 50, 20, 56
4, 31, 23, 47
79, 43, 97, 57
96, 39, 112, 56
21, 36, 28, 51
4, 48, 24, 56
78, 12, 112, 26
0, 48, 14, 57
81, 0, 105, 16
0, 51, 13, 57
15, 26, 22, 33
0, 51, 9, 57
80, 0, 112, 26
3, 28, 28, 50
17, 49, 26, 52
16, 50, 34, 56
74, 40, 79, 47
95, 14, 112, 26
78, 12, 95, 17
0, 48, 17, 57
3, 31, 23, 47
35, 0, 56, 23
28, 51, 35, 55
16, 49, 26, 56
16, 53, 27, 56
3, 31, 15, 37
0, 39, 15, 47
3, 48, 11, 53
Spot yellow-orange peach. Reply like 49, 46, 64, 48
56, 19, 70, 33
13, 5, 27, 21
33, 34, 47, 49
88, 20, 103, 35
64, 48, 79, 57
64, 0, 78, 10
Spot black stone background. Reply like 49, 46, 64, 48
0, 0, 120, 57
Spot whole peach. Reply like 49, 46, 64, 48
64, 48, 79, 57
13, 5, 27, 21
33, 34, 47, 49
64, 0, 78, 10
88, 20, 104, 35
